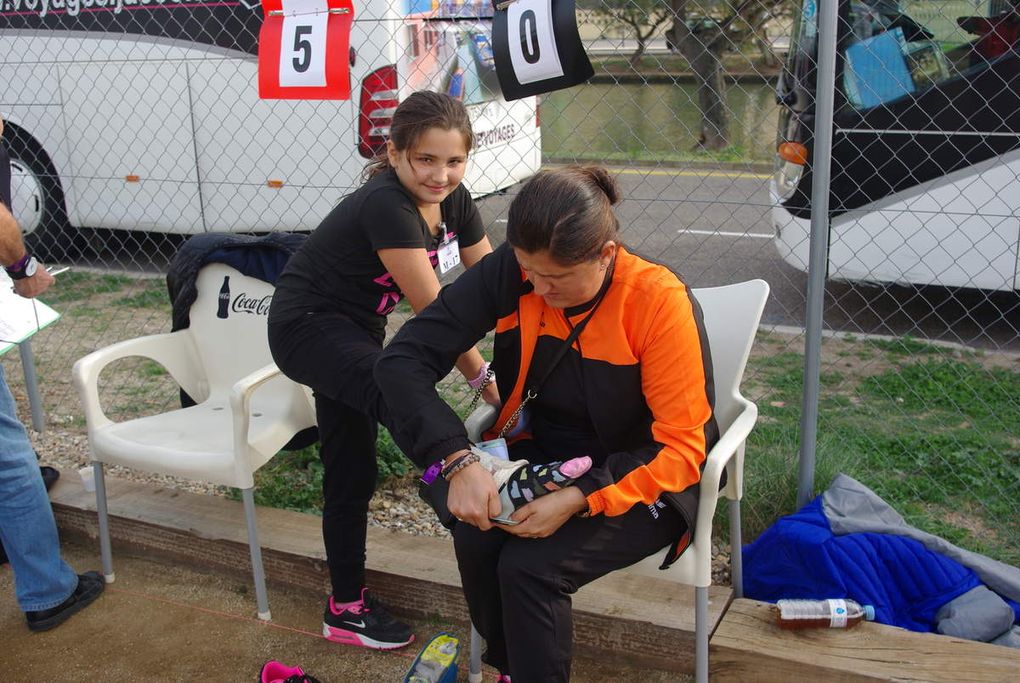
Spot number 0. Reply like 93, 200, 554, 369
519, 10, 540, 64
293, 26, 313, 73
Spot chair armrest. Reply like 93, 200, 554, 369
229, 362, 308, 465
72, 331, 199, 432
692, 397, 758, 543
465, 403, 499, 441
229, 362, 288, 432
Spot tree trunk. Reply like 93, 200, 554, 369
629, 38, 648, 68
678, 34, 729, 150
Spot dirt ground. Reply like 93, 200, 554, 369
0, 538, 685, 683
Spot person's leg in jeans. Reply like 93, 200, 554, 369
0, 365, 78, 611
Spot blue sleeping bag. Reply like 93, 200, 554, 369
743, 495, 1020, 633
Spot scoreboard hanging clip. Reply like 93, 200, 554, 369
267, 6, 350, 15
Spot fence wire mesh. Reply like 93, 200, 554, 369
1, 0, 1017, 569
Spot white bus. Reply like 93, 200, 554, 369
0, 0, 541, 258
771, 0, 1019, 292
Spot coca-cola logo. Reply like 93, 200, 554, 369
231, 293, 273, 316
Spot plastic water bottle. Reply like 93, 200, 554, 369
774, 598, 875, 629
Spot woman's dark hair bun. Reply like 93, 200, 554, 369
579, 165, 621, 205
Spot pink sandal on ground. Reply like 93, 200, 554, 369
259, 660, 321, 683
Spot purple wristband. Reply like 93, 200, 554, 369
421, 461, 443, 485
5, 253, 30, 273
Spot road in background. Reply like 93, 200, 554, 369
474, 165, 1020, 352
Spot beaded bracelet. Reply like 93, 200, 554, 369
442, 452, 480, 481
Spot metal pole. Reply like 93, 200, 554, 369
797, 0, 839, 507
17, 340, 45, 432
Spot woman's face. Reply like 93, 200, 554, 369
514, 243, 616, 309
387, 127, 469, 209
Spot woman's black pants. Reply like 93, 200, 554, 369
453, 495, 687, 682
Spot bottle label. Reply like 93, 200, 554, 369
827, 599, 848, 628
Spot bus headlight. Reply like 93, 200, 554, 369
774, 159, 803, 201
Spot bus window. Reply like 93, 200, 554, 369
842, 1, 1019, 109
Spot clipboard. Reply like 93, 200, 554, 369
0, 271, 61, 356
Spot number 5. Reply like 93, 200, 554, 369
293, 25, 313, 73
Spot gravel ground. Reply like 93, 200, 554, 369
28, 424, 732, 586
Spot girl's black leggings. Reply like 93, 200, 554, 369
269, 311, 396, 601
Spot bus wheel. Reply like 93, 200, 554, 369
4, 124, 73, 262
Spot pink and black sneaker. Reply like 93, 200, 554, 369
322, 587, 414, 649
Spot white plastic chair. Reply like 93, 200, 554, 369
72, 262, 316, 620
464, 279, 769, 683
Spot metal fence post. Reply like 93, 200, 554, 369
17, 340, 46, 433
797, 0, 839, 508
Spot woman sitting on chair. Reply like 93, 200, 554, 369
375, 166, 718, 682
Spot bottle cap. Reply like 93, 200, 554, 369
863, 604, 876, 621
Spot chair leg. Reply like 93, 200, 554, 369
93, 462, 115, 583
729, 498, 743, 599
241, 488, 271, 621
695, 586, 708, 683
468, 623, 483, 683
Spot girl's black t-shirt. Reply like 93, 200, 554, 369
269, 169, 484, 334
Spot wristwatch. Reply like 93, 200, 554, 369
5, 253, 38, 280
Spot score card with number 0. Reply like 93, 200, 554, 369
492, 0, 592, 101
259, 0, 354, 100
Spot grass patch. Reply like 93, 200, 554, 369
43, 272, 134, 304
550, 146, 753, 165
114, 280, 170, 310
237, 427, 413, 513
742, 347, 1020, 566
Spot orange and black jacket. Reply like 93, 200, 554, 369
376, 243, 718, 524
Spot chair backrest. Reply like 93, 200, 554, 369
690, 280, 770, 433
187, 262, 277, 400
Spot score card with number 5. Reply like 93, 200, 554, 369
259, 0, 354, 100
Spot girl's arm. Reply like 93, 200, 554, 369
377, 247, 499, 405
459, 235, 492, 269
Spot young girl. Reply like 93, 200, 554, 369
267, 91, 498, 650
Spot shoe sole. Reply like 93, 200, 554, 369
27, 577, 105, 632
322, 622, 415, 650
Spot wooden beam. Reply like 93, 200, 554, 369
711, 599, 1020, 682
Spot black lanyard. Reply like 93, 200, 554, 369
497, 262, 614, 438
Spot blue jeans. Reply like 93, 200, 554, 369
0, 364, 77, 611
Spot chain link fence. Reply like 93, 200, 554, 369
1, 0, 1017, 570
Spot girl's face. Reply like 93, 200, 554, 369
387, 127, 469, 209
513, 242, 616, 309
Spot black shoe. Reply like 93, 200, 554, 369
25, 570, 105, 632
40, 466, 60, 491
322, 588, 414, 649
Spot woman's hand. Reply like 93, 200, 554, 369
499, 487, 588, 539
446, 460, 502, 531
